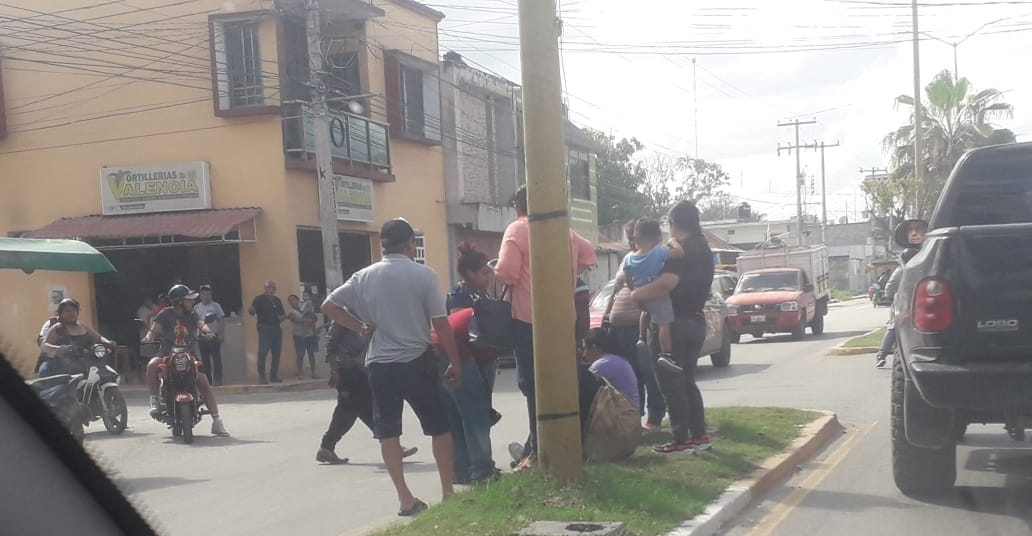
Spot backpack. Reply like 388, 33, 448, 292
583, 379, 641, 463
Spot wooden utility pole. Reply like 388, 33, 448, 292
517, 0, 582, 482
305, 0, 344, 292
777, 119, 816, 245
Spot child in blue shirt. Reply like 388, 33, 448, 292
608, 218, 684, 373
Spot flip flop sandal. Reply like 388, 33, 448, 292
398, 499, 428, 517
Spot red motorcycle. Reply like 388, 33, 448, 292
140, 313, 218, 445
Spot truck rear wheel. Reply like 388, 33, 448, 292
891, 358, 956, 495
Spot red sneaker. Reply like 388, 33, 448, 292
651, 441, 694, 454
691, 435, 712, 452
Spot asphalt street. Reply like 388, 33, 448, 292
84, 301, 1032, 536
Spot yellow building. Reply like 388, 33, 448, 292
0, 0, 451, 380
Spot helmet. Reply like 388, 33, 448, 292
57, 298, 80, 315
167, 284, 199, 305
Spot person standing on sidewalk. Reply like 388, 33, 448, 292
322, 218, 463, 517
495, 185, 597, 469
193, 285, 226, 386
249, 280, 285, 384
288, 294, 320, 380
631, 200, 713, 455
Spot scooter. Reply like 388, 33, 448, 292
27, 372, 87, 443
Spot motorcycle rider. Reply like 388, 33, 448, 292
873, 227, 925, 368
39, 298, 115, 377
142, 284, 230, 437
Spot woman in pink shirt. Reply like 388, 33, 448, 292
494, 185, 597, 469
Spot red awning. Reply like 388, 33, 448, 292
24, 208, 262, 241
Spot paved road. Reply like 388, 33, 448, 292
87, 301, 1030, 536
721, 302, 1032, 536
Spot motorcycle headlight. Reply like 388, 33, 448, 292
727, 305, 740, 315
93, 345, 107, 359
173, 355, 191, 372
780, 301, 799, 312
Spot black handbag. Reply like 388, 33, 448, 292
469, 286, 514, 350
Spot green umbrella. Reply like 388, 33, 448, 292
0, 238, 116, 274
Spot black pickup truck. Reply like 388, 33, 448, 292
891, 141, 1032, 495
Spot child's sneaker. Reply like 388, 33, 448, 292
651, 441, 694, 454
656, 353, 683, 373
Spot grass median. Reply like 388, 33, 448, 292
842, 328, 885, 348
373, 407, 819, 536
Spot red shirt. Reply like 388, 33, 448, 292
432, 307, 506, 363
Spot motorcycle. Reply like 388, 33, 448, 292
140, 313, 218, 445
27, 372, 87, 443
78, 343, 128, 435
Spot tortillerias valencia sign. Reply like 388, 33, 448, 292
100, 161, 212, 215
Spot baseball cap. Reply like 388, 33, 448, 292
380, 218, 417, 248
199, 284, 212, 292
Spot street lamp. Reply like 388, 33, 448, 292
920, 17, 1010, 78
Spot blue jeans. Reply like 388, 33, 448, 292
440, 359, 495, 481
257, 327, 282, 379
612, 325, 666, 425
878, 327, 897, 357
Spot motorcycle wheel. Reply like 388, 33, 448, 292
178, 403, 194, 445
102, 389, 128, 435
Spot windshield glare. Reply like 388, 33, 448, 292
736, 272, 800, 293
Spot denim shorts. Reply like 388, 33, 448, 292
293, 335, 319, 357
367, 352, 449, 440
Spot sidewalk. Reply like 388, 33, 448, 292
120, 377, 326, 399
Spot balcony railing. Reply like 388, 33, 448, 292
283, 101, 391, 173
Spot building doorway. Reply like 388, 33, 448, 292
297, 229, 372, 298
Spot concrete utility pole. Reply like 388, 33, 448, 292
777, 119, 816, 245
306, 0, 344, 292
516, 0, 582, 482
816, 141, 840, 243
911, 0, 924, 218
692, 57, 699, 159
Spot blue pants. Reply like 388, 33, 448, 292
257, 327, 282, 380
612, 325, 666, 425
878, 327, 897, 358
441, 359, 496, 481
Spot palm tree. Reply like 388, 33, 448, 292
884, 70, 1015, 218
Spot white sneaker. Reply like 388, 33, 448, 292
211, 418, 230, 437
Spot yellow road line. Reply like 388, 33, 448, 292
745, 422, 875, 536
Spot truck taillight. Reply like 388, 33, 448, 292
914, 278, 953, 333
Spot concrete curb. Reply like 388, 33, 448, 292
827, 328, 883, 356
665, 411, 844, 536
121, 379, 326, 399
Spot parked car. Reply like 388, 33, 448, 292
587, 275, 732, 367
890, 142, 1032, 496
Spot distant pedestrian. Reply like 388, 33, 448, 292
288, 293, 319, 380
322, 218, 463, 517
631, 201, 714, 455
249, 280, 285, 384
193, 285, 226, 386
136, 297, 155, 340
495, 184, 597, 470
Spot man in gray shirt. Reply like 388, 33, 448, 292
323, 218, 462, 517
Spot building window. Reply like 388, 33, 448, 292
568, 150, 591, 201
211, 17, 267, 115
385, 50, 441, 144
328, 53, 362, 113
414, 235, 426, 264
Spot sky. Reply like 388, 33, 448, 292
424, 0, 1032, 222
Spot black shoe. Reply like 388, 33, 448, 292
401, 446, 418, 459
316, 448, 349, 465
259, 376, 268, 385
489, 409, 502, 427
657, 354, 683, 374
270, 377, 283, 383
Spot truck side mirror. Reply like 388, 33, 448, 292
803, 283, 815, 293
894, 219, 928, 248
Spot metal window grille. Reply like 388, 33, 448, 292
224, 21, 264, 107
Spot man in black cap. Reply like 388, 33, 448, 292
322, 218, 463, 517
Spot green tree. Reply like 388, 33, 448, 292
884, 70, 1015, 218
644, 155, 731, 217
584, 129, 649, 225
